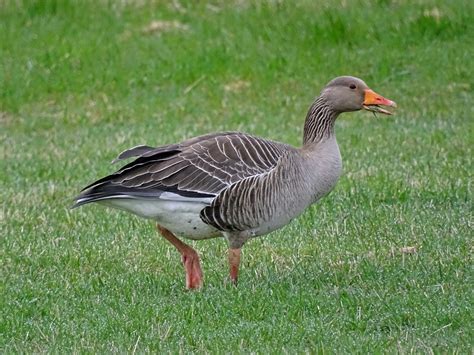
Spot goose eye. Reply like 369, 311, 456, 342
349, 84, 356, 90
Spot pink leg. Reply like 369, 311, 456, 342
157, 224, 203, 289
228, 248, 241, 285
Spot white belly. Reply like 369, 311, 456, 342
99, 197, 221, 240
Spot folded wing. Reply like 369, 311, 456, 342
73, 132, 289, 207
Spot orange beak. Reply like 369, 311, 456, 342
363, 89, 397, 115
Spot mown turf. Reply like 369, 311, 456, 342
1, 0, 473, 352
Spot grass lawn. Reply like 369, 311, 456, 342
1, 0, 473, 352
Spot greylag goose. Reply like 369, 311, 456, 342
73, 76, 396, 289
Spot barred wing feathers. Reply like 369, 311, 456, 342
73, 132, 289, 207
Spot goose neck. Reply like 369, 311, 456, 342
303, 96, 339, 146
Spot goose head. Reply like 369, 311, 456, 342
321, 76, 397, 115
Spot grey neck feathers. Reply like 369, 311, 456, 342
303, 96, 339, 145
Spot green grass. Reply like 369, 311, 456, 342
1, 0, 473, 352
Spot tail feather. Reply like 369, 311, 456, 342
71, 193, 138, 209
72, 182, 161, 209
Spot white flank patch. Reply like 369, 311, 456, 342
98, 196, 220, 240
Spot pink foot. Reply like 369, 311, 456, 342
182, 250, 203, 289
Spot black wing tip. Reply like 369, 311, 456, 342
70, 196, 92, 209
69, 194, 122, 209
70, 189, 113, 209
